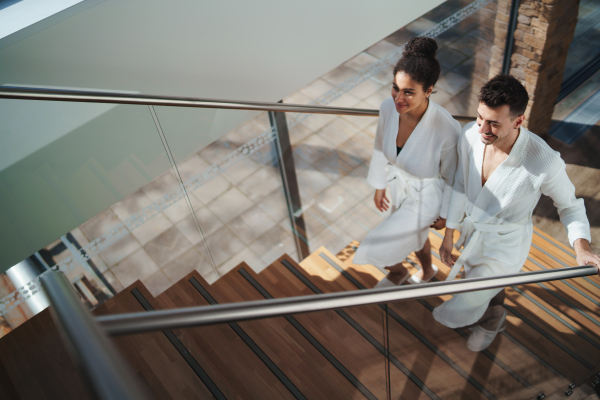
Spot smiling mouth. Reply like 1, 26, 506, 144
395, 103, 407, 108
482, 132, 496, 140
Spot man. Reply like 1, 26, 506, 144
434, 74, 600, 352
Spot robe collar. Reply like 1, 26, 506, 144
385, 100, 436, 164
471, 127, 530, 222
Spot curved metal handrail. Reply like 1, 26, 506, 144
96, 265, 597, 336
0, 86, 476, 121
41, 271, 149, 400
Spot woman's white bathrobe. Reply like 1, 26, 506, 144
433, 122, 591, 328
353, 98, 460, 268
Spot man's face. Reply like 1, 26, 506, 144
476, 103, 521, 146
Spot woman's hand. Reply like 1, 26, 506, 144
374, 189, 390, 212
430, 217, 446, 230
439, 229, 456, 267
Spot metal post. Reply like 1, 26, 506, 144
502, 0, 521, 75
269, 107, 310, 261
41, 270, 149, 400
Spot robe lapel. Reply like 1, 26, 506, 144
472, 129, 530, 221
387, 110, 399, 163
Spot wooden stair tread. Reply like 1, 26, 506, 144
334, 241, 572, 398
428, 235, 598, 383
0, 308, 94, 400
426, 231, 600, 371
244, 256, 393, 400
317, 247, 545, 399
533, 227, 576, 257
426, 234, 596, 377
188, 267, 364, 400
93, 280, 216, 400
296, 249, 494, 399
427, 231, 600, 313
153, 271, 296, 400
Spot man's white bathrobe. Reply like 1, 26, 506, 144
433, 122, 591, 328
353, 98, 460, 268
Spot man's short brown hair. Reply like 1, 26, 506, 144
478, 74, 529, 118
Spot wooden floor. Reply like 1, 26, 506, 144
1, 227, 599, 399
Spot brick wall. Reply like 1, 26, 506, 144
468, 2, 502, 113
495, 0, 580, 134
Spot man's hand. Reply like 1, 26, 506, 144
374, 189, 390, 212
574, 239, 600, 274
439, 228, 456, 267
430, 217, 446, 230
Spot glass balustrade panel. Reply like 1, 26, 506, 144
0, 100, 185, 334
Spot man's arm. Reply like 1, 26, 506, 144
541, 158, 599, 270
574, 239, 600, 271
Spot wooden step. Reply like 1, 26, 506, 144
426, 229, 600, 381
0, 308, 93, 400
239, 256, 393, 400
304, 247, 539, 399
93, 280, 216, 399
186, 267, 365, 399
152, 271, 296, 400
335, 240, 572, 399
280, 251, 493, 399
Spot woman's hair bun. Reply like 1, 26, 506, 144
402, 37, 438, 59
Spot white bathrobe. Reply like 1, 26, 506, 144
353, 98, 460, 268
433, 122, 591, 328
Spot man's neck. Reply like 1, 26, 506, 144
491, 127, 521, 156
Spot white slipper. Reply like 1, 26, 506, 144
373, 273, 410, 289
407, 264, 439, 284
467, 309, 507, 352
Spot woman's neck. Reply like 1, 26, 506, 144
404, 98, 429, 123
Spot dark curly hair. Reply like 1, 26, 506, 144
393, 37, 440, 92
478, 74, 529, 118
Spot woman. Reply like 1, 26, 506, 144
352, 37, 460, 287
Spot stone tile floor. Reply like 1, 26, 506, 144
535, 69, 600, 255
539, 0, 600, 254
49, 0, 500, 298
50, 0, 600, 301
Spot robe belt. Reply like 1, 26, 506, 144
386, 165, 441, 208
445, 214, 531, 282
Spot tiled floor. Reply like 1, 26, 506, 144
534, 70, 600, 254
53, 0, 501, 298
2, 0, 597, 313
534, 0, 600, 254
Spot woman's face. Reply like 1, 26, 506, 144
391, 72, 432, 114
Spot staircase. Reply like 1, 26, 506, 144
1, 227, 600, 399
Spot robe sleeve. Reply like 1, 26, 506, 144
445, 132, 468, 229
438, 121, 460, 219
540, 156, 591, 246
366, 104, 390, 190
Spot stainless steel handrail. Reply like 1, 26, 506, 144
0, 86, 476, 120
41, 271, 149, 400
97, 265, 597, 336
0, 86, 379, 116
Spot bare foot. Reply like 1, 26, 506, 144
384, 264, 409, 285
